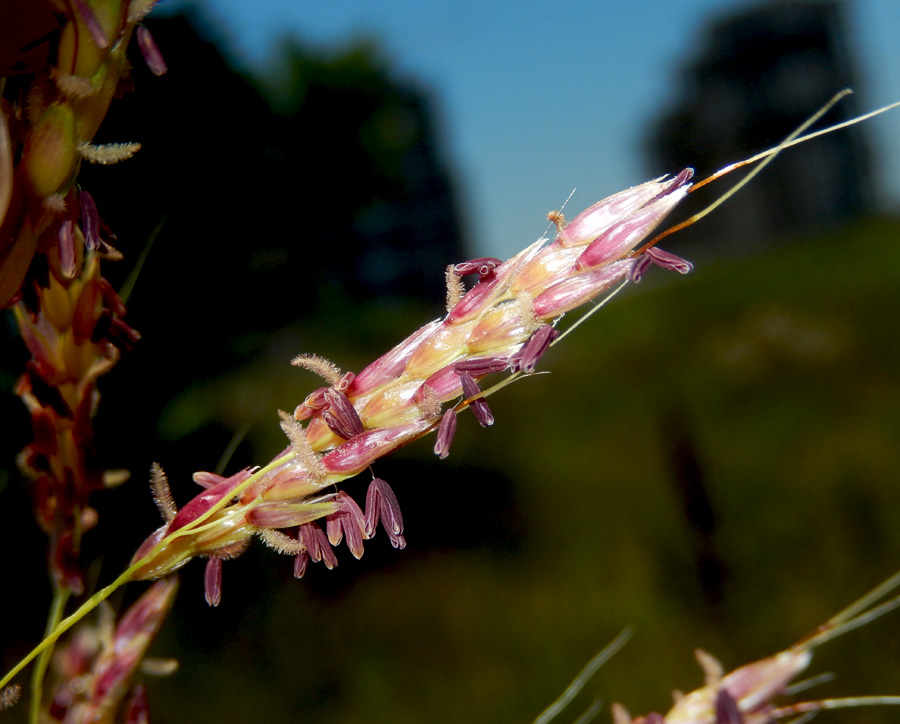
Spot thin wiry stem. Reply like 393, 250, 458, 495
552, 279, 630, 347
119, 215, 166, 305
797, 568, 900, 651
688, 97, 900, 195
215, 422, 252, 476
635, 89, 867, 254
532, 630, 631, 724
770, 696, 900, 719
572, 698, 604, 724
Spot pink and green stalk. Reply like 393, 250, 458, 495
130, 170, 695, 601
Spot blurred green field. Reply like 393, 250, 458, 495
136, 217, 900, 724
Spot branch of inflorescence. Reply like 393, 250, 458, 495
3, 91, 899, 698
635, 91, 900, 254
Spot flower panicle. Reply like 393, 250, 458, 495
4, 0, 167, 595
131, 171, 695, 599
14, 246, 140, 594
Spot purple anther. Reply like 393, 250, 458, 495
79, 190, 101, 251
714, 689, 743, 724
453, 257, 502, 279
58, 220, 76, 279
136, 25, 167, 76
204, 557, 222, 607
294, 387, 329, 420
322, 388, 364, 439
364, 478, 406, 548
645, 246, 693, 274
508, 325, 560, 374
72, 0, 109, 49
299, 521, 337, 569
629, 254, 654, 283
453, 356, 509, 376
459, 372, 494, 427
434, 409, 457, 459
293, 549, 309, 578
654, 168, 694, 200
326, 491, 367, 559
336, 370, 356, 392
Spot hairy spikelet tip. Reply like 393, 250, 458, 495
0, 684, 21, 710
150, 462, 176, 522
80, 142, 142, 165
291, 353, 343, 386
445, 264, 464, 312
257, 528, 302, 556
278, 410, 325, 479
52, 72, 97, 99
416, 383, 442, 420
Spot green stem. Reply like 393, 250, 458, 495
29, 587, 69, 723
1, 448, 297, 690
1, 565, 137, 690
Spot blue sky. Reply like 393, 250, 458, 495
157, 0, 900, 259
